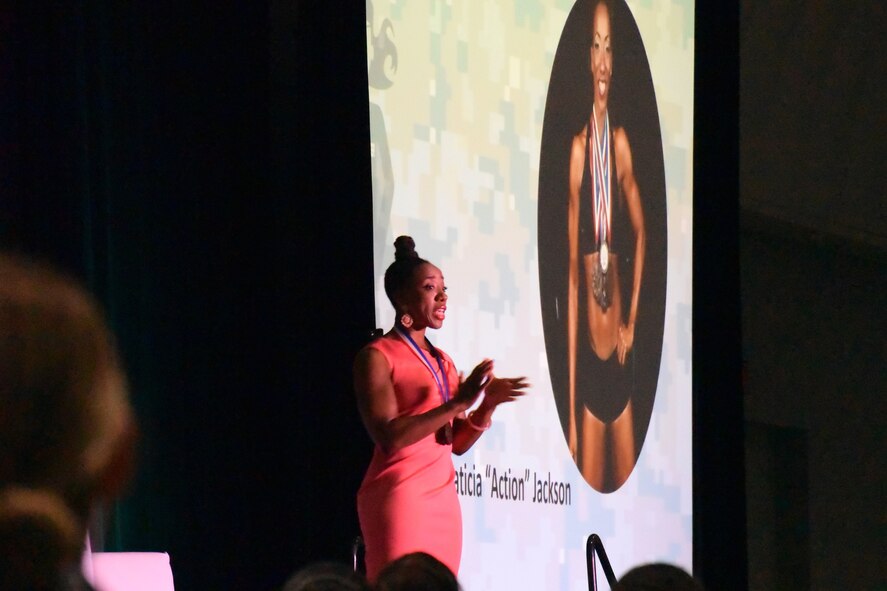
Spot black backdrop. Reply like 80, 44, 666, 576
1, 1, 743, 590
2, 2, 373, 589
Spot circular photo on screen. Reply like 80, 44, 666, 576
538, 0, 667, 493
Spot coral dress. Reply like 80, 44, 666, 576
357, 333, 461, 580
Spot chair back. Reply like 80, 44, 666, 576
86, 552, 175, 591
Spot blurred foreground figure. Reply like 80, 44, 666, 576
0, 255, 136, 590
282, 562, 370, 591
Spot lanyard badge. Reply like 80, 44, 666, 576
394, 327, 454, 445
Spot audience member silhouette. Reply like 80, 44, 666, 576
616, 562, 704, 591
282, 562, 371, 591
374, 552, 461, 591
0, 255, 136, 590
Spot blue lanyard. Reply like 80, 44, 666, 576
394, 326, 451, 403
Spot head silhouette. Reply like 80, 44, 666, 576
375, 552, 460, 591
0, 254, 136, 589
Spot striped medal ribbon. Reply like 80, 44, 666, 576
592, 106, 611, 274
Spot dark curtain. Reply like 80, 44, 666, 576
2, 2, 374, 589
693, 1, 746, 590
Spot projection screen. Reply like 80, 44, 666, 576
366, 1, 693, 587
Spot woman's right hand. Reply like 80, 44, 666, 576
453, 359, 494, 410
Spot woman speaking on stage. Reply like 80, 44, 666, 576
567, 0, 646, 492
355, 236, 528, 580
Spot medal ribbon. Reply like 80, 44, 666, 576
394, 326, 451, 404
591, 106, 610, 247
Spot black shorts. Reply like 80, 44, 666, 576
576, 280, 634, 422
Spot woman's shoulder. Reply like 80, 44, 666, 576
361, 332, 403, 359
572, 123, 591, 146
612, 124, 630, 148
354, 334, 400, 376
570, 125, 589, 181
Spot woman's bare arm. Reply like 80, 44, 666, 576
614, 127, 645, 365
567, 132, 585, 457
354, 348, 490, 453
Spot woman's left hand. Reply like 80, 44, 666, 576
617, 323, 634, 365
483, 375, 530, 408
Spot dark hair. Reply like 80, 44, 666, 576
383, 236, 430, 311
375, 552, 460, 591
0, 254, 130, 496
282, 562, 370, 591
616, 563, 704, 591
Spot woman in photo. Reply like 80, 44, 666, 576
567, 0, 646, 491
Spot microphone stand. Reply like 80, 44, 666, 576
586, 533, 618, 590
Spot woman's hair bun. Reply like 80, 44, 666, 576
393, 236, 419, 261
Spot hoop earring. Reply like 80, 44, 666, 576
400, 313, 413, 328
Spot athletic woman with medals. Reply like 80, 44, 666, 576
567, 0, 646, 492
355, 236, 529, 580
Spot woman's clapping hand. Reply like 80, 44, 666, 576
453, 359, 494, 409
483, 375, 530, 407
